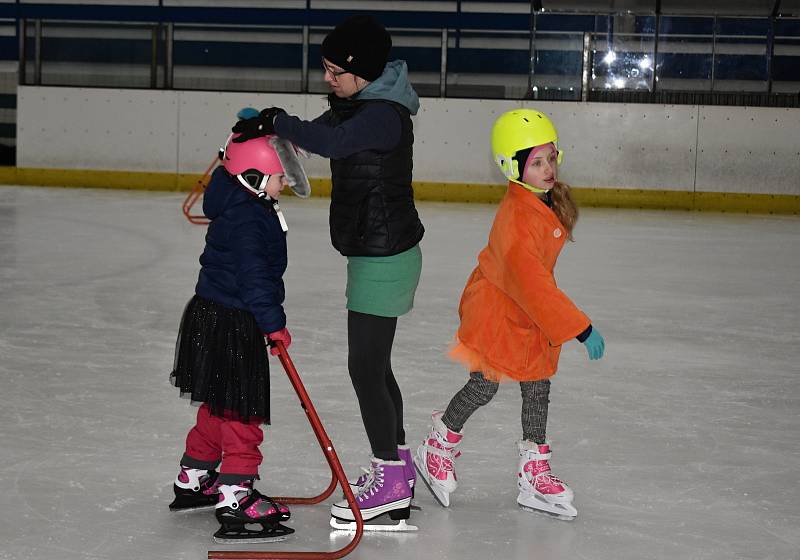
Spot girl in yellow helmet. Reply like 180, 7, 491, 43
414, 109, 605, 520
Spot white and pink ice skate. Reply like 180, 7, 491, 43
414, 411, 463, 507
517, 440, 577, 520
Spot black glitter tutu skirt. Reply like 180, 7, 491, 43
171, 295, 270, 423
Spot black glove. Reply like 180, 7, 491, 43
231, 107, 286, 143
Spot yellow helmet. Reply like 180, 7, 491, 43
491, 109, 563, 192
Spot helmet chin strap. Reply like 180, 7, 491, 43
235, 173, 289, 233
235, 173, 269, 197
270, 200, 289, 233
502, 158, 551, 194
511, 177, 550, 194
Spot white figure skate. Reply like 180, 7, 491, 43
517, 440, 577, 520
414, 411, 463, 507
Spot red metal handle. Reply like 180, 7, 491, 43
208, 341, 363, 560
182, 156, 218, 225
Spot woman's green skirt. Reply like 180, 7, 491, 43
345, 244, 422, 317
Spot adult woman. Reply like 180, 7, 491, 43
233, 14, 423, 526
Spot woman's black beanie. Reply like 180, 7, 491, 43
321, 15, 392, 82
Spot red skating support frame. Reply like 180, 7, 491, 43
208, 341, 364, 560
182, 157, 218, 225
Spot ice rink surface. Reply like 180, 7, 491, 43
1, 185, 799, 560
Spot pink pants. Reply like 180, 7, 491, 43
184, 403, 263, 477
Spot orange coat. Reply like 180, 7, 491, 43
449, 182, 590, 382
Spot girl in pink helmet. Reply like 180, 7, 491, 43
167, 132, 309, 543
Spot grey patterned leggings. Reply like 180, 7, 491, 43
441, 372, 550, 444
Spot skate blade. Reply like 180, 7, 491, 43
213, 534, 291, 544
213, 522, 295, 543
329, 518, 418, 532
169, 503, 216, 513
518, 498, 577, 521
413, 459, 451, 508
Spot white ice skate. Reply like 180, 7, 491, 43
517, 440, 577, 520
413, 411, 463, 507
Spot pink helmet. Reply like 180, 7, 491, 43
222, 133, 284, 177
219, 132, 311, 199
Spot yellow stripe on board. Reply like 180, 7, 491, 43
0, 166, 196, 192
0, 167, 798, 215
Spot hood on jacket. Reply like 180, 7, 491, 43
203, 166, 252, 220
357, 60, 420, 115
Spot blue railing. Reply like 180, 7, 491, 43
1, 3, 799, 101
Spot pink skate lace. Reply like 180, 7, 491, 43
521, 445, 567, 495
426, 431, 462, 482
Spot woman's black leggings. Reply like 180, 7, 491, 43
347, 310, 405, 460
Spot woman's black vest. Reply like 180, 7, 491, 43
326, 95, 425, 257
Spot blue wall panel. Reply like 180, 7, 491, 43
448, 48, 528, 74
174, 42, 302, 68
657, 53, 712, 79
0, 36, 16, 60
41, 37, 151, 64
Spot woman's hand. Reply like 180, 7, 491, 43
232, 107, 286, 142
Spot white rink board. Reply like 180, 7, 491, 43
414, 97, 521, 184
695, 106, 800, 195
17, 87, 180, 172
16, 86, 800, 196
540, 102, 699, 191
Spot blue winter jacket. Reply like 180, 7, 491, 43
195, 167, 287, 334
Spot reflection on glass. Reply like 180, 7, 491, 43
590, 14, 655, 93
592, 36, 655, 91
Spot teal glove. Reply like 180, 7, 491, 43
237, 107, 260, 120
583, 328, 605, 360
